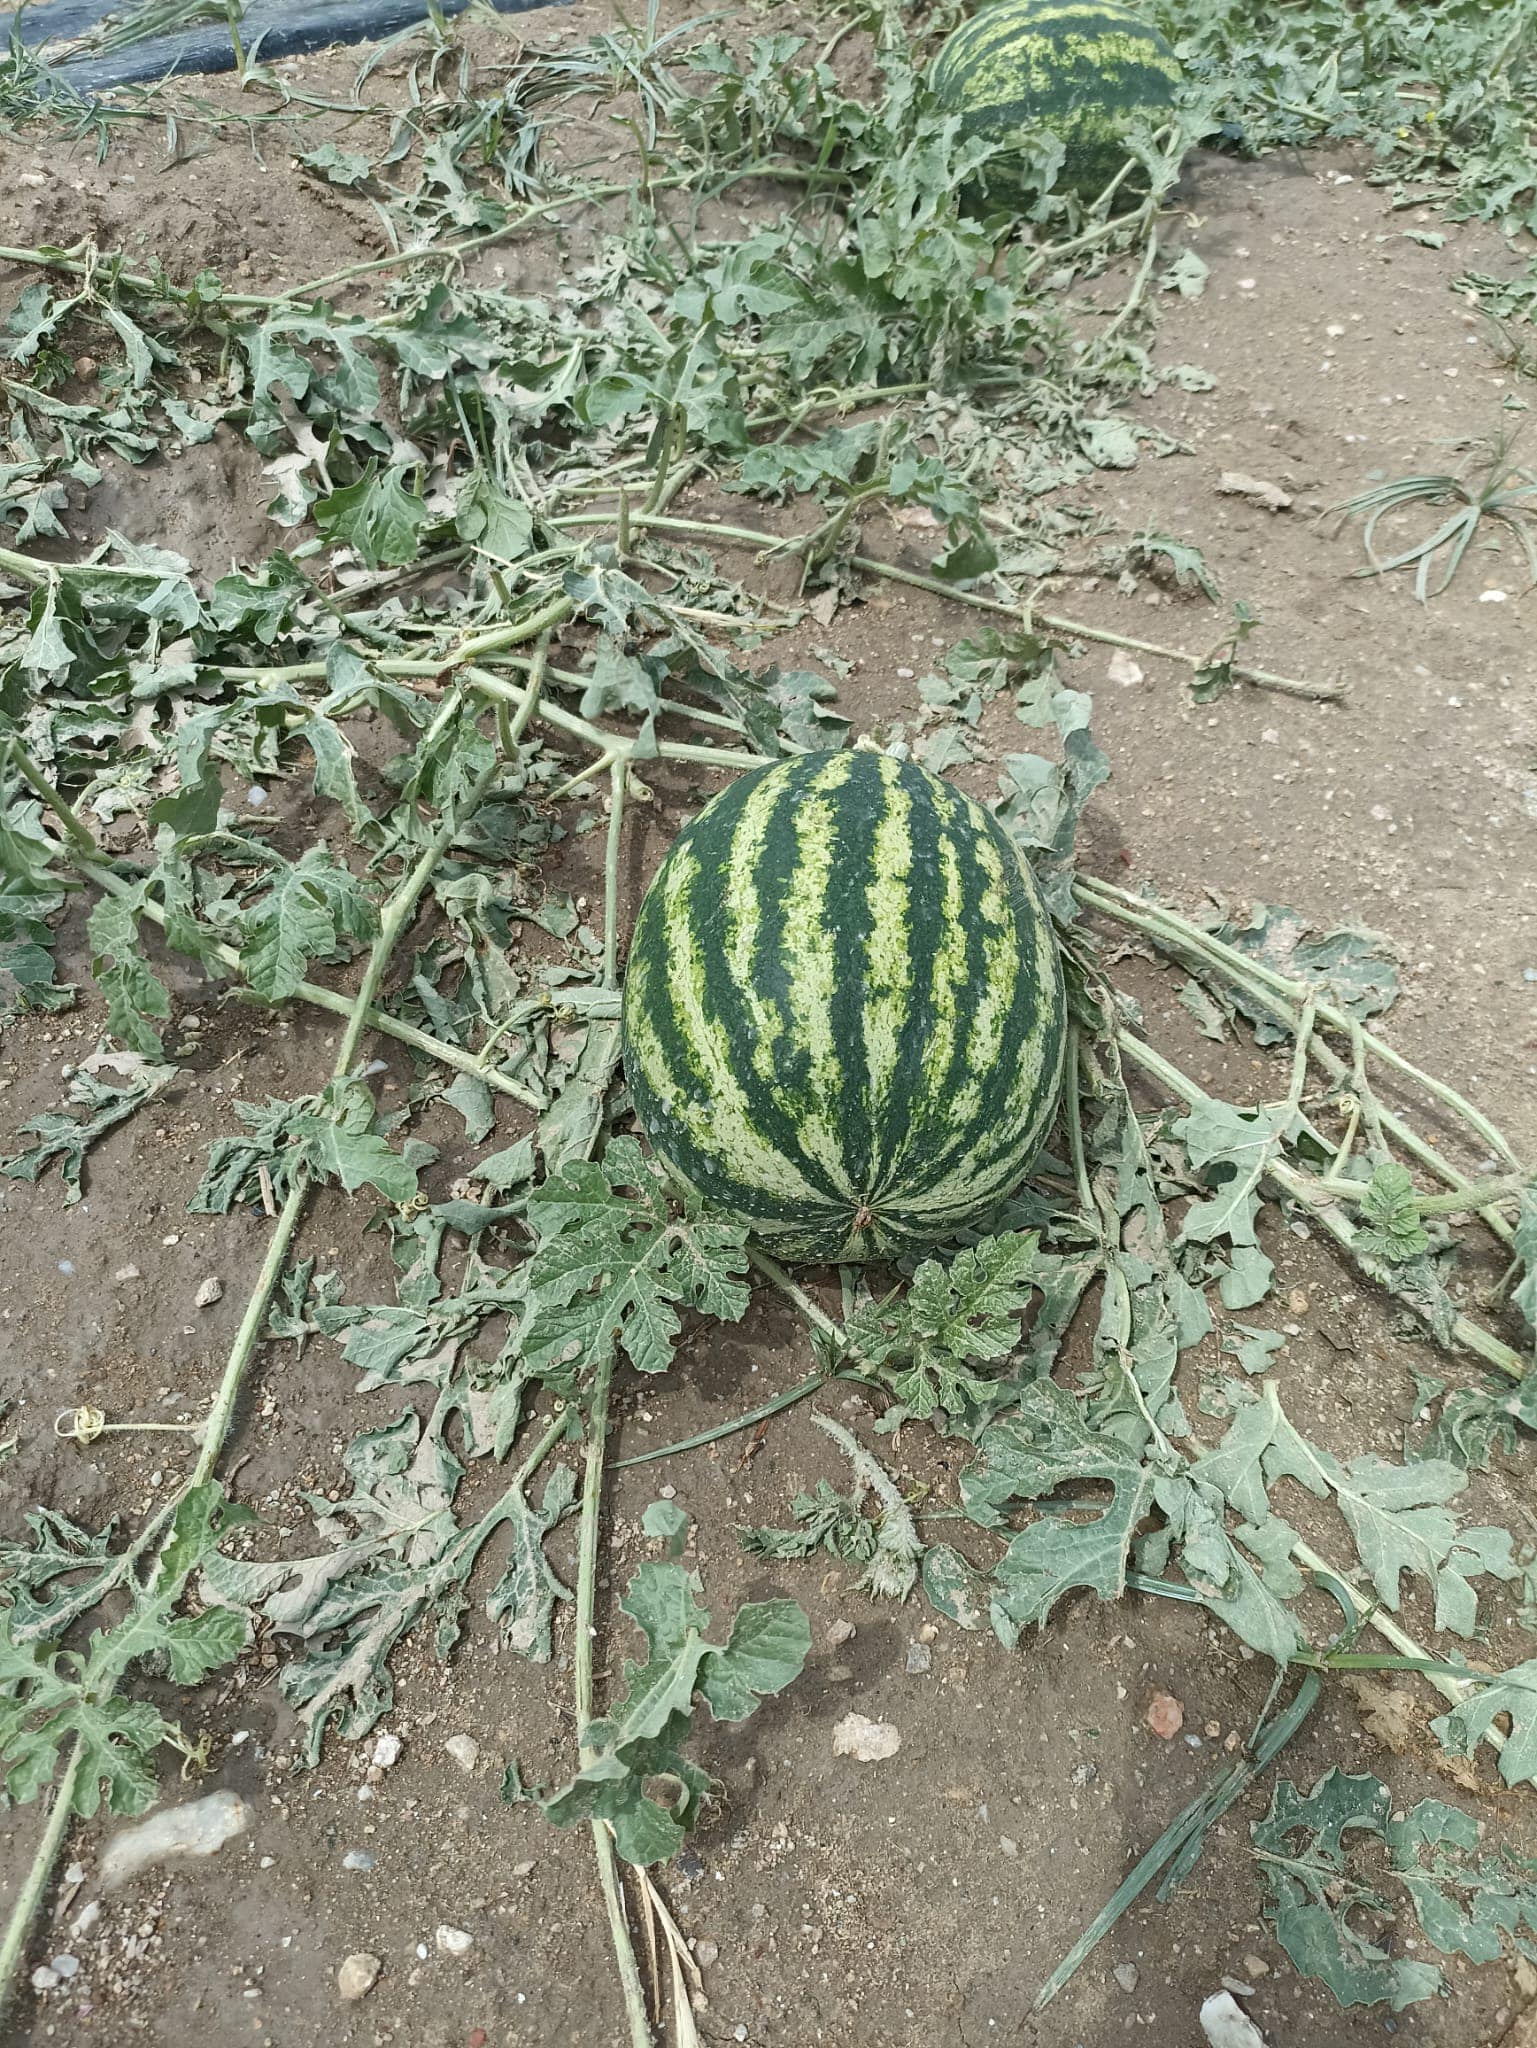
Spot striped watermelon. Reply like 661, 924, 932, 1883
621, 749, 1066, 1264
930, 0, 1181, 202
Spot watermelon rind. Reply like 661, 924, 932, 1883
930, 0, 1182, 202
621, 749, 1067, 1264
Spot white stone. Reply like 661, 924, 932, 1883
1200, 1991, 1267, 2048
337, 1953, 381, 2001
831, 1713, 901, 1763
443, 1735, 480, 1774
436, 1925, 473, 1957
100, 1790, 249, 1890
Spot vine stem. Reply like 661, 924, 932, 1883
746, 1249, 844, 1343
574, 1349, 654, 2048
603, 758, 628, 991
565, 690, 651, 2036
1113, 1029, 1527, 1381
7, 734, 95, 853
0, 738, 509, 2013
1077, 875, 1522, 1237
546, 511, 1342, 702
206, 650, 765, 772
0, 1743, 84, 2013
1286, 1538, 1498, 1737
73, 855, 545, 1111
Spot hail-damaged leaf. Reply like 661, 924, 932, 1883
189, 1079, 416, 1212
1171, 1098, 1291, 1306
0, 1506, 119, 1643
83, 890, 172, 1059
298, 143, 373, 187
1259, 1386, 1466, 1613
1, 1052, 177, 1205
1254, 1766, 1537, 2006
313, 464, 429, 569
920, 1544, 989, 1630
960, 1381, 1159, 1645
1251, 1769, 1447, 2010
1149, 1467, 1301, 1664
485, 1463, 578, 1659
533, 1562, 808, 1865
740, 1481, 878, 1567
520, 1135, 750, 1380
1198, 902, 1400, 1047
809, 1413, 921, 1600
203, 1405, 567, 1757
0, 1484, 251, 1818
455, 469, 534, 564
238, 847, 377, 1001
1431, 1660, 1537, 1791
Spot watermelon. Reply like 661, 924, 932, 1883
930, 0, 1182, 202
621, 749, 1066, 1264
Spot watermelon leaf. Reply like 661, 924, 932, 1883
0, 1051, 177, 1206
1354, 1162, 1431, 1264
521, 1136, 751, 1380
1250, 1770, 1446, 2010
530, 1562, 808, 1866
0, 1484, 252, 1818
847, 1232, 1054, 1422
960, 1381, 1159, 1642
1431, 1661, 1537, 1791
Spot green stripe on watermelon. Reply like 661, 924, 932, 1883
930, 0, 1181, 202
621, 750, 1066, 1264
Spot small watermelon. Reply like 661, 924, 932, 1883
621, 749, 1066, 1264
930, 0, 1182, 203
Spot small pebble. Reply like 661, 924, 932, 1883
998, 1836, 1019, 1859
695, 1939, 719, 1966
824, 1619, 855, 1648
511, 1860, 536, 1878
31, 1967, 60, 1993
70, 1901, 100, 1939
342, 1849, 376, 1873
50, 1955, 79, 1980
1242, 1954, 1269, 1978
337, 1953, 381, 2002
444, 1735, 480, 1774
194, 1276, 223, 1307
371, 1732, 402, 1770
1114, 1964, 1139, 1994
905, 1643, 932, 1675
436, 1925, 473, 1957
114, 1265, 140, 1282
